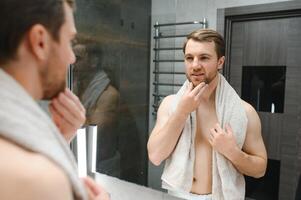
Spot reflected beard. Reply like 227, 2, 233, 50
205, 72, 218, 84
204, 77, 210, 84
186, 72, 218, 87
186, 73, 209, 87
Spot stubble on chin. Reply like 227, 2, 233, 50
42, 81, 66, 100
187, 74, 221, 90
204, 78, 210, 84
186, 74, 209, 88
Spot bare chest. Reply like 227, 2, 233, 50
191, 108, 219, 194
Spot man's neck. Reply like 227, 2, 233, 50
2, 61, 43, 100
200, 73, 219, 104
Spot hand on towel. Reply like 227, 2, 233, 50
49, 88, 86, 143
209, 123, 239, 158
82, 177, 111, 200
178, 82, 207, 115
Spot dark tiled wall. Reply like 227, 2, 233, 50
74, 0, 151, 186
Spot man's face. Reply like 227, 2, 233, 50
73, 44, 100, 72
73, 44, 88, 69
42, 3, 76, 99
184, 39, 224, 87
72, 44, 89, 95
73, 44, 94, 74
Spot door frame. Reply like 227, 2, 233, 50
217, 0, 301, 80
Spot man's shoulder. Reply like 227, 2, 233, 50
0, 137, 72, 200
241, 100, 257, 116
162, 94, 176, 105
97, 85, 119, 105
155, 94, 176, 117
157, 94, 176, 111
240, 100, 261, 127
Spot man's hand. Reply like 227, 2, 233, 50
177, 82, 207, 115
209, 123, 239, 158
49, 88, 86, 143
82, 177, 111, 200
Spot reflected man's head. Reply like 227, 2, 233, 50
183, 29, 225, 59
73, 43, 103, 72
0, 0, 77, 99
72, 42, 104, 96
183, 29, 225, 87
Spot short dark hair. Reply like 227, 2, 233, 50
183, 29, 225, 59
0, 0, 75, 64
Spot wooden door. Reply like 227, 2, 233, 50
228, 14, 301, 200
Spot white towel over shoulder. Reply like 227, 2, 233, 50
161, 73, 248, 200
0, 69, 87, 200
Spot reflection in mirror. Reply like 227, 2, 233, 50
73, 41, 121, 177
72, 0, 150, 187
241, 66, 286, 113
70, 1, 301, 200
245, 159, 280, 200
148, 28, 268, 200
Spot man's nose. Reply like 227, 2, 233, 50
192, 57, 201, 68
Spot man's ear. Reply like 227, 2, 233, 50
217, 56, 225, 70
27, 24, 51, 61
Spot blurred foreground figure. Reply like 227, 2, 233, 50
0, 0, 110, 199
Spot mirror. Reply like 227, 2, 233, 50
72, 0, 150, 186
72, 0, 301, 200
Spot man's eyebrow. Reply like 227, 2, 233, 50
185, 53, 212, 57
199, 53, 212, 56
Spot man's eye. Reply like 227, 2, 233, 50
185, 57, 193, 62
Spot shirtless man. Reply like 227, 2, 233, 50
0, 0, 109, 199
73, 42, 120, 175
147, 29, 267, 199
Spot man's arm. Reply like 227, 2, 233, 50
147, 95, 186, 166
147, 82, 207, 166
0, 138, 73, 200
209, 101, 267, 178
231, 102, 267, 177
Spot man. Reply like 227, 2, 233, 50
0, 0, 109, 199
147, 29, 267, 200
73, 42, 120, 176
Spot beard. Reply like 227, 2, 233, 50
40, 62, 67, 100
42, 80, 66, 100
186, 71, 218, 87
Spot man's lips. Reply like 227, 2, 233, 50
191, 73, 210, 84
191, 73, 205, 77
